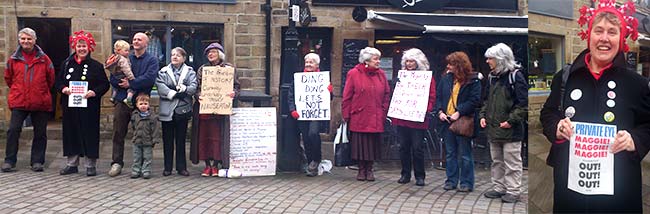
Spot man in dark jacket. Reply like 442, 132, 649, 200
2, 28, 55, 172
108, 32, 158, 176
479, 43, 528, 203
540, 1, 650, 212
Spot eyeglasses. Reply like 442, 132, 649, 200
208, 50, 219, 54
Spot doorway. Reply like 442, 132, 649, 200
18, 18, 71, 121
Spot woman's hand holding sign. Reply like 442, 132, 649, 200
610, 130, 635, 154
556, 117, 574, 140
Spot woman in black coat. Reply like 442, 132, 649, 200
56, 30, 109, 176
540, 4, 650, 212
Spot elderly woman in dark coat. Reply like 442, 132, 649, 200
190, 42, 240, 177
56, 30, 109, 176
342, 47, 391, 182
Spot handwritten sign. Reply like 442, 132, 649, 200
68, 81, 88, 108
568, 121, 616, 195
199, 66, 234, 115
293, 72, 331, 121
387, 70, 432, 122
229, 107, 277, 177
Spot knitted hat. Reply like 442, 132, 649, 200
204, 42, 224, 56
578, 0, 638, 52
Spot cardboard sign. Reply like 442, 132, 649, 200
568, 121, 616, 195
199, 66, 234, 115
229, 107, 277, 177
68, 81, 88, 108
387, 70, 432, 122
293, 72, 331, 121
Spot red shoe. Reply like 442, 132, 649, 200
211, 167, 219, 177
201, 167, 211, 177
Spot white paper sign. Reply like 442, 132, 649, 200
568, 121, 616, 195
229, 107, 277, 177
293, 72, 331, 121
68, 81, 88, 108
387, 70, 432, 122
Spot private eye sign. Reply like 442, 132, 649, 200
568, 122, 616, 195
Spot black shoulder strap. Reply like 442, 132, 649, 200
559, 64, 572, 111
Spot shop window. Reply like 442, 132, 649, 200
111, 21, 224, 71
529, 34, 563, 91
280, 27, 333, 72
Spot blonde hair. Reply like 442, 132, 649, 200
136, 93, 150, 104
113, 40, 130, 51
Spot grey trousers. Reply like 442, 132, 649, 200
66, 155, 96, 168
489, 141, 523, 196
132, 145, 153, 175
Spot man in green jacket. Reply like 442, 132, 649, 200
479, 43, 528, 203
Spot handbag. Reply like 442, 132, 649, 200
334, 122, 356, 167
447, 94, 474, 137
449, 114, 474, 137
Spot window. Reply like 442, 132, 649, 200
528, 34, 564, 91
111, 21, 224, 71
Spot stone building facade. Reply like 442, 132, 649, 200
0, 0, 528, 140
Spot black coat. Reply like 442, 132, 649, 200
55, 54, 109, 158
540, 50, 650, 212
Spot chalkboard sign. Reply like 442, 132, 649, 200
627, 52, 637, 72
341, 39, 368, 94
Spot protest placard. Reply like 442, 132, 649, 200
199, 66, 234, 115
568, 121, 616, 195
387, 70, 432, 122
68, 81, 88, 108
229, 107, 277, 176
293, 72, 331, 121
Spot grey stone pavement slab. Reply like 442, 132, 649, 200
0, 138, 527, 213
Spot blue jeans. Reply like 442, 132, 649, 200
442, 125, 475, 189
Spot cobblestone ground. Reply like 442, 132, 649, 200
0, 140, 527, 213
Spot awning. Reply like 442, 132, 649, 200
367, 10, 528, 35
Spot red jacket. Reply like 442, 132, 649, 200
391, 74, 436, 130
342, 63, 390, 133
4, 45, 55, 112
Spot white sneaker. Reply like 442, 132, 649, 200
108, 163, 122, 177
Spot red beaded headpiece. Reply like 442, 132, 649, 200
578, 0, 638, 52
69, 30, 96, 52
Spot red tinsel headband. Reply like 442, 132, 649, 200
578, 0, 638, 52
69, 30, 96, 52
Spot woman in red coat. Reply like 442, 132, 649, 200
342, 47, 390, 181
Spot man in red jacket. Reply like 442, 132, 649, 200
2, 28, 55, 172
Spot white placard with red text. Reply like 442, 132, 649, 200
568, 121, 616, 195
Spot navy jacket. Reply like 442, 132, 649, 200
434, 72, 481, 119
110, 51, 158, 103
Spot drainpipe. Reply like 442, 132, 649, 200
263, 0, 272, 95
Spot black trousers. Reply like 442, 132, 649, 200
297, 121, 322, 163
397, 126, 426, 179
161, 115, 189, 172
5, 110, 49, 166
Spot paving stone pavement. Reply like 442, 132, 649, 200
0, 139, 527, 213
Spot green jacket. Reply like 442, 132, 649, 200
130, 110, 161, 146
479, 70, 528, 142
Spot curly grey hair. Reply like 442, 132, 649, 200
358, 47, 381, 63
484, 43, 521, 75
401, 48, 429, 71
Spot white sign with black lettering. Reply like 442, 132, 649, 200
293, 72, 331, 121
229, 107, 277, 177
